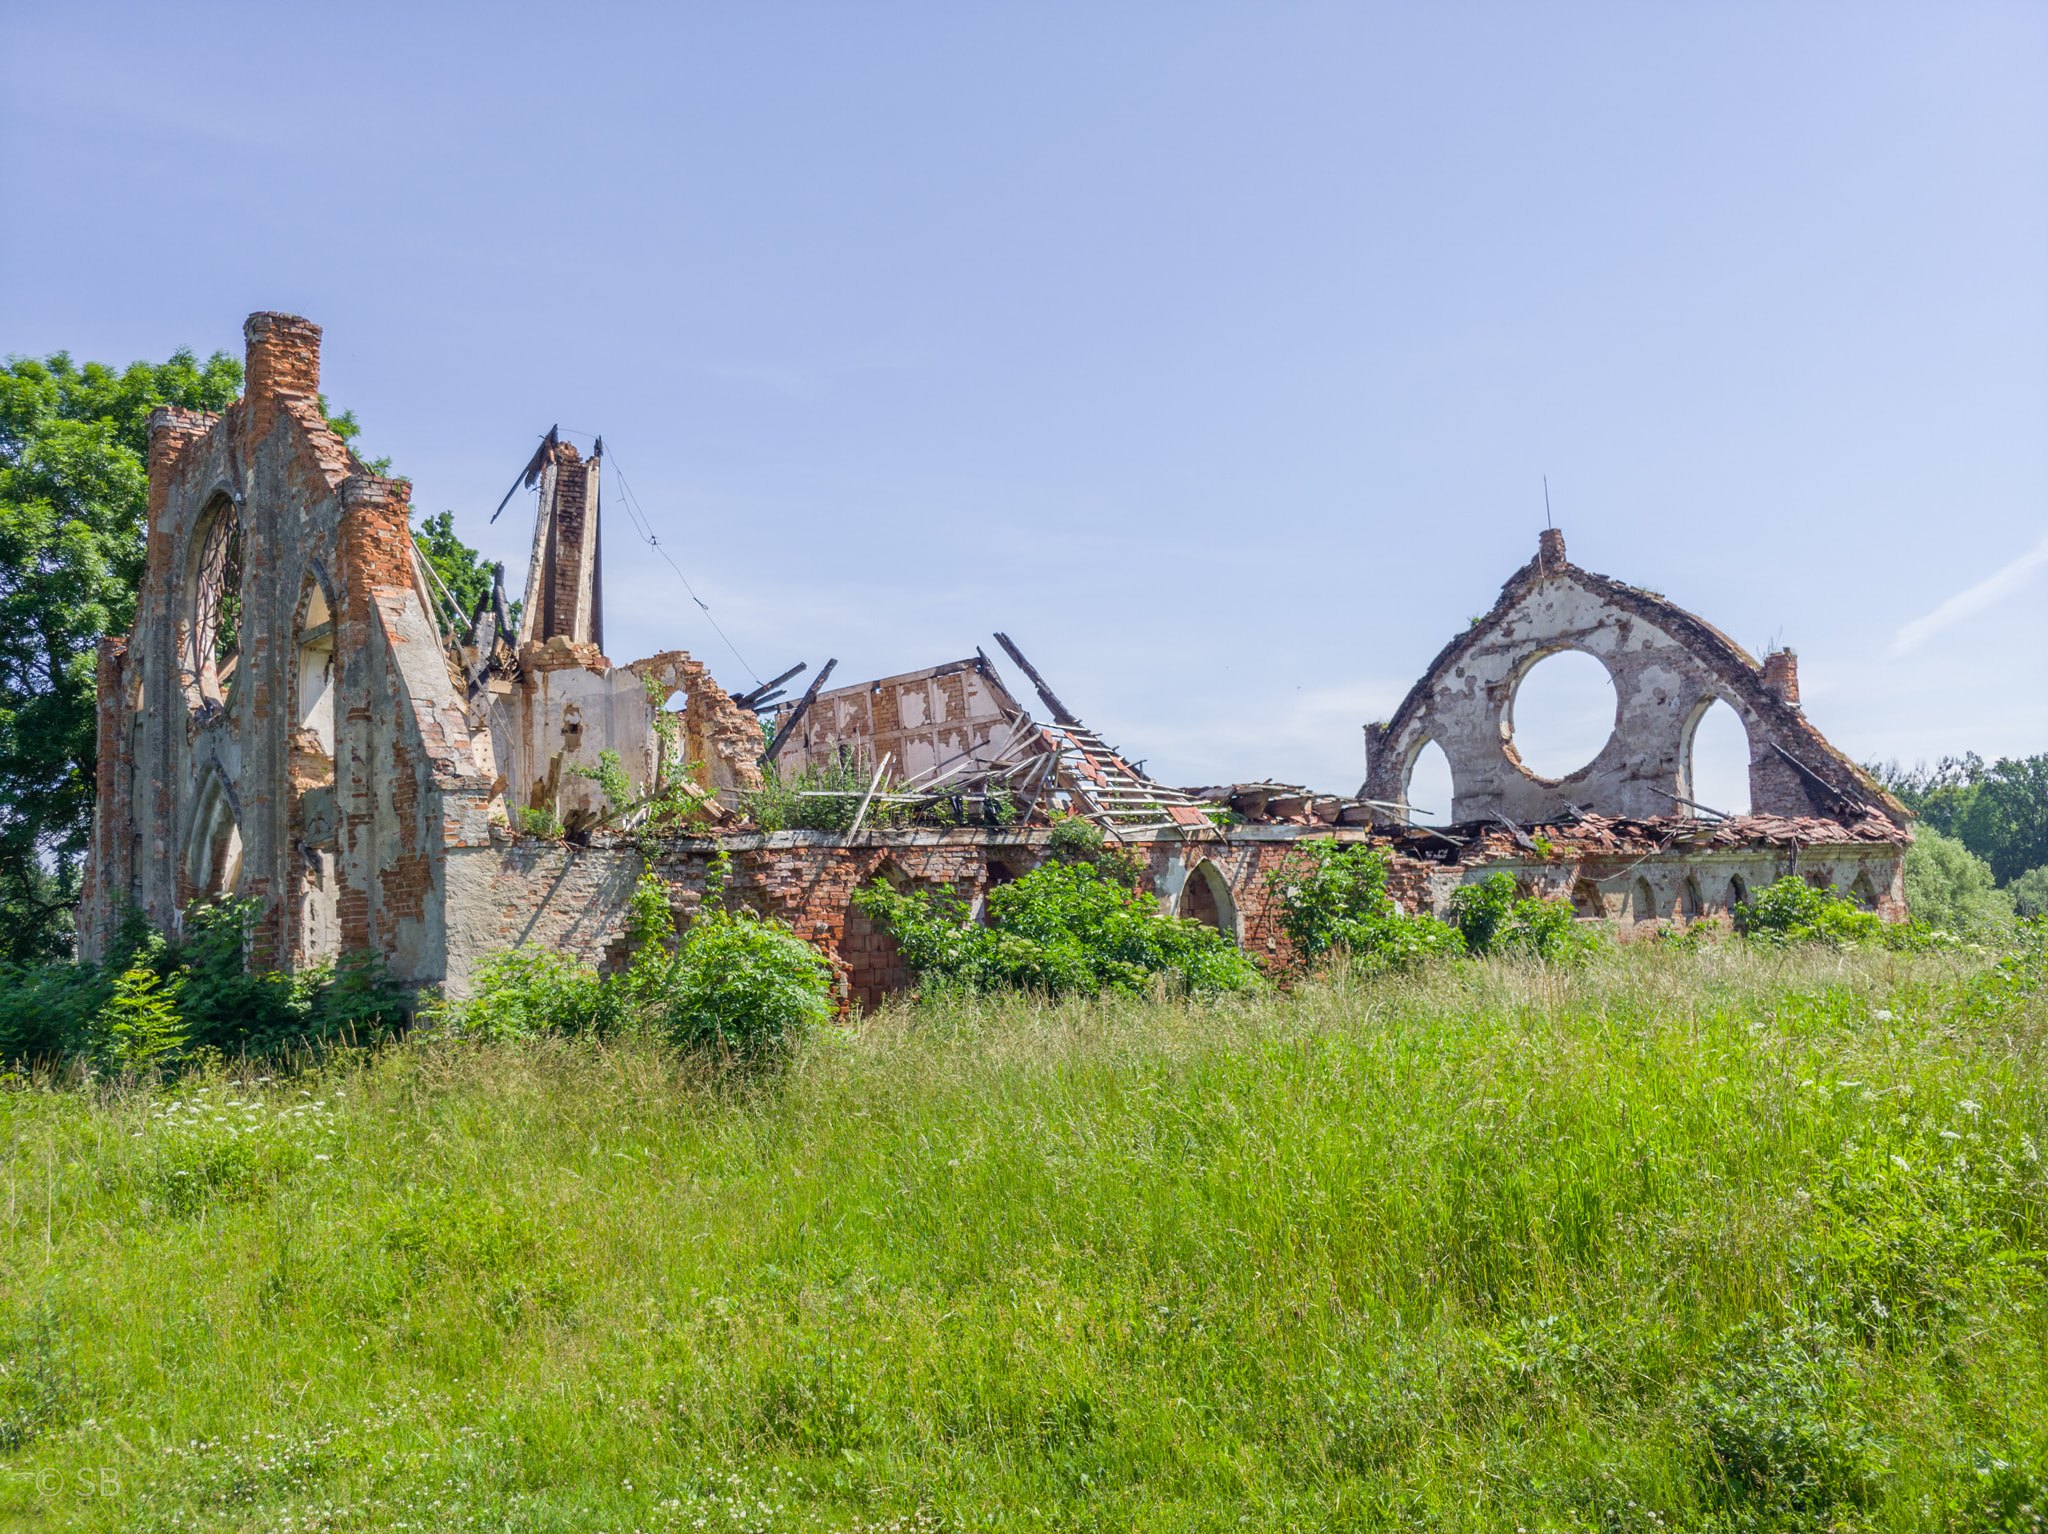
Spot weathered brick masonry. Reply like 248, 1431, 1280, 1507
79, 312, 1912, 1001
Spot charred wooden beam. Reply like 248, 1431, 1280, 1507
761, 657, 837, 765
992, 632, 1079, 726
733, 661, 807, 710
490, 425, 560, 523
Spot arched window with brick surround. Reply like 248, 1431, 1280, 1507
183, 494, 243, 714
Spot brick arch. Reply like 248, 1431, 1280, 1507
181, 764, 244, 909
1175, 858, 1240, 941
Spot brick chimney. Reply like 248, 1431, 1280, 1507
243, 312, 322, 399
1762, 648, 1800, 706
1536, 526, 1567, 575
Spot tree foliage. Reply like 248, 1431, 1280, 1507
1871, 754, 2048, 885
1903, 827, 2013, 935
0, 348, 242, 962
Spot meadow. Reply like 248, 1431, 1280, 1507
2, 942, 2043, 1531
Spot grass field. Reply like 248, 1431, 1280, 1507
2, 944, 2044, 1531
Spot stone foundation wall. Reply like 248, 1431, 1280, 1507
449, 826, 1907, 1006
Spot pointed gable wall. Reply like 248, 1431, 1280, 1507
1362, 529, 1907, 828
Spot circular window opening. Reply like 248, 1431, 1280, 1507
1505, 650, 1617, 781
1402, 739, 1455, 825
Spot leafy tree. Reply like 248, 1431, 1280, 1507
1903, 827, 2012, 934
1, 341, 501, 964
1955, 756, 2048, 885
0, 348, 241, 962
1867, 754, 1983, 840
1870, 753, 2048, 885
415, 508, 505, 627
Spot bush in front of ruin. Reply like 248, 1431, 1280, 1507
1271, 840, 1466, 969
1446, 870, 1598, 962
855, 857, 1264, 1000
440, 856, 832, 1057
0, 899, 409, 1075
1735, 876, 1887, 946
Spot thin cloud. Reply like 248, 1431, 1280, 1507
1891, 529, 2048, 657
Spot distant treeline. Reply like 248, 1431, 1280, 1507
1868, 754, 2048, 922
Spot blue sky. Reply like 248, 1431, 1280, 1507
5, 2, 2042, 799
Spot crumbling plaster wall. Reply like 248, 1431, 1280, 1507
485, 643, 765, 828
773, 657, 1024, 779
1363, 529, 1908, 829
79, 313, 499, 986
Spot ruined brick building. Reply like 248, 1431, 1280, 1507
77, 314, 1911, 1000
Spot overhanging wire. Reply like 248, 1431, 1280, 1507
548, 427, 763, 687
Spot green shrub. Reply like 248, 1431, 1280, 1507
856, 859, 1263, 1000
1271, 840, 1465, 969
441, 946, 623, 1041
1906, 827, 2014, 935
654, 911, 834, 1054
746, 749, 1015, 835
172, 900, 316, 1055
747, 750, 901, 834
91, 962, 186, 1073
1736, 876, 1885, 946
1446, 872, 1596, 962
2009, 863, 2048, 920
1691, 1315, 1884, 1523
0, 901, 406, 1072
443, 863, 831, 1056
0, 956, 109, 1064
513, 804, 563, 840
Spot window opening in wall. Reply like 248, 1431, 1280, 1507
1401, 739, 1455, 825
294, 584, 336, 762
1631, 877, 1657, 921
1727, 875, 1748, 910
1504, 650, 1616, 781
1684, 699, 1752, 817
1571, 879, 1603, 919
1850, 870, 1878, 909
1681, 876, 1704, 919
187, 497, 244, 709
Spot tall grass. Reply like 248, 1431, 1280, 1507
1, 944, 2043, 1530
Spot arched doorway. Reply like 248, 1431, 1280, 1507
1175, 860, 1239, 940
